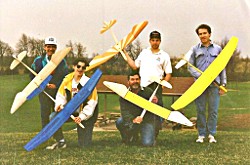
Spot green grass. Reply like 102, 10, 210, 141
1, 131, 249, 164
1, 74, 250, 164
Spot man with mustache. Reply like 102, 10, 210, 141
116, 71, 160, 146
187, 24, 226, 143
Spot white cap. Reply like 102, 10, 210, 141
44, 36, 57, 45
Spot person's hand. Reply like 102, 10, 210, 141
219, 89, 226, 96
74, 117, 82, 124
133, 116, 143, 124
152, 96, 158, 104
55, 104, 63, 112
47, 83, 56, 89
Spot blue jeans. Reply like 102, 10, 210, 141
195, 86, 220, 136
116, 117, 155, 146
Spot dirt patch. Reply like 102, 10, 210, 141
219, 114, 250, 129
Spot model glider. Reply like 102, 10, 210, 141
24, 69, 102, 151
10, 47, 71, 114
171, 36, 238, 110
103, 81, 193, 127
175, 50, 227, 92
140, 77, 172, 118
10, 50, 84, 128
85, 20, 148, 71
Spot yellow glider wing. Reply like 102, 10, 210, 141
85, 21, 148, 72
171, 36, 238, 110
103, 81, 193, 126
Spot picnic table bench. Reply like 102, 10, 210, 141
95, 75, 194, 125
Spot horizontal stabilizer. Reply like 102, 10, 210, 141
10, 51, 27, 70
150, 76, 172, 89
100, 20, 117, 34
175, 59, 187, 69
175, 49, 193, 69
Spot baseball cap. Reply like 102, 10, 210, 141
44, 36, 57, 45
150, 31, 161, 40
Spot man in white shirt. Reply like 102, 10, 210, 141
125, 31, 172, 105
124, 31, 172, 135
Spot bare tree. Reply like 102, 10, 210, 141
74, 42, 87, 58
0, 40, 13, 57
15, 34, 29, 53
0, 40, 14, 70
242, 56, 250, 81
65, 40, 74, 58
27, 37, 44, 57
125, 39, 142, 60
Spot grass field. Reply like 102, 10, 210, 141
0, 74, 250, 164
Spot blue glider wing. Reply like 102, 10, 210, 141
27, 75, 53, 100
24, 69, 102, 151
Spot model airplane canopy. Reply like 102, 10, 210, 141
10, 47, 71, 114
171, 36, 238, 110
85, 21, 148, 71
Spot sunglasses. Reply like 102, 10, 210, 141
76, 65, 86, 70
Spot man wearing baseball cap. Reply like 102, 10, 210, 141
30, 36, 68, 149
123, 30, 172, 143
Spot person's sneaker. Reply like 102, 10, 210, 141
196, 136, 205, 143
46, 142, 66, 150
208, 134, 217, 143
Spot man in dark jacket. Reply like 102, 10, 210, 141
116, 71, 161, 146
30, 36, 68, 148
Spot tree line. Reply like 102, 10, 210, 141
0, 34, 249, 81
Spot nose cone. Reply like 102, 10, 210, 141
10, 92, 27, 114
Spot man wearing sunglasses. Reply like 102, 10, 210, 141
30, 36, 68, 149
46, 58, 99, 149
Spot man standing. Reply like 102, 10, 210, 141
46, 58, 99, 149
124, 30, 172, 135
116, 71, 160, 146
30, 36, 68, 148
124, 30, 172, 106
187, 24, 226, 143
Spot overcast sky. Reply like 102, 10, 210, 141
0, 0, 249, 58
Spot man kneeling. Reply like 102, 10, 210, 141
116, 71, 161, 146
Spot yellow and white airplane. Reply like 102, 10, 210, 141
103, 81, 193, 127
85, 20, 148, 71
172, 36, 238, 110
